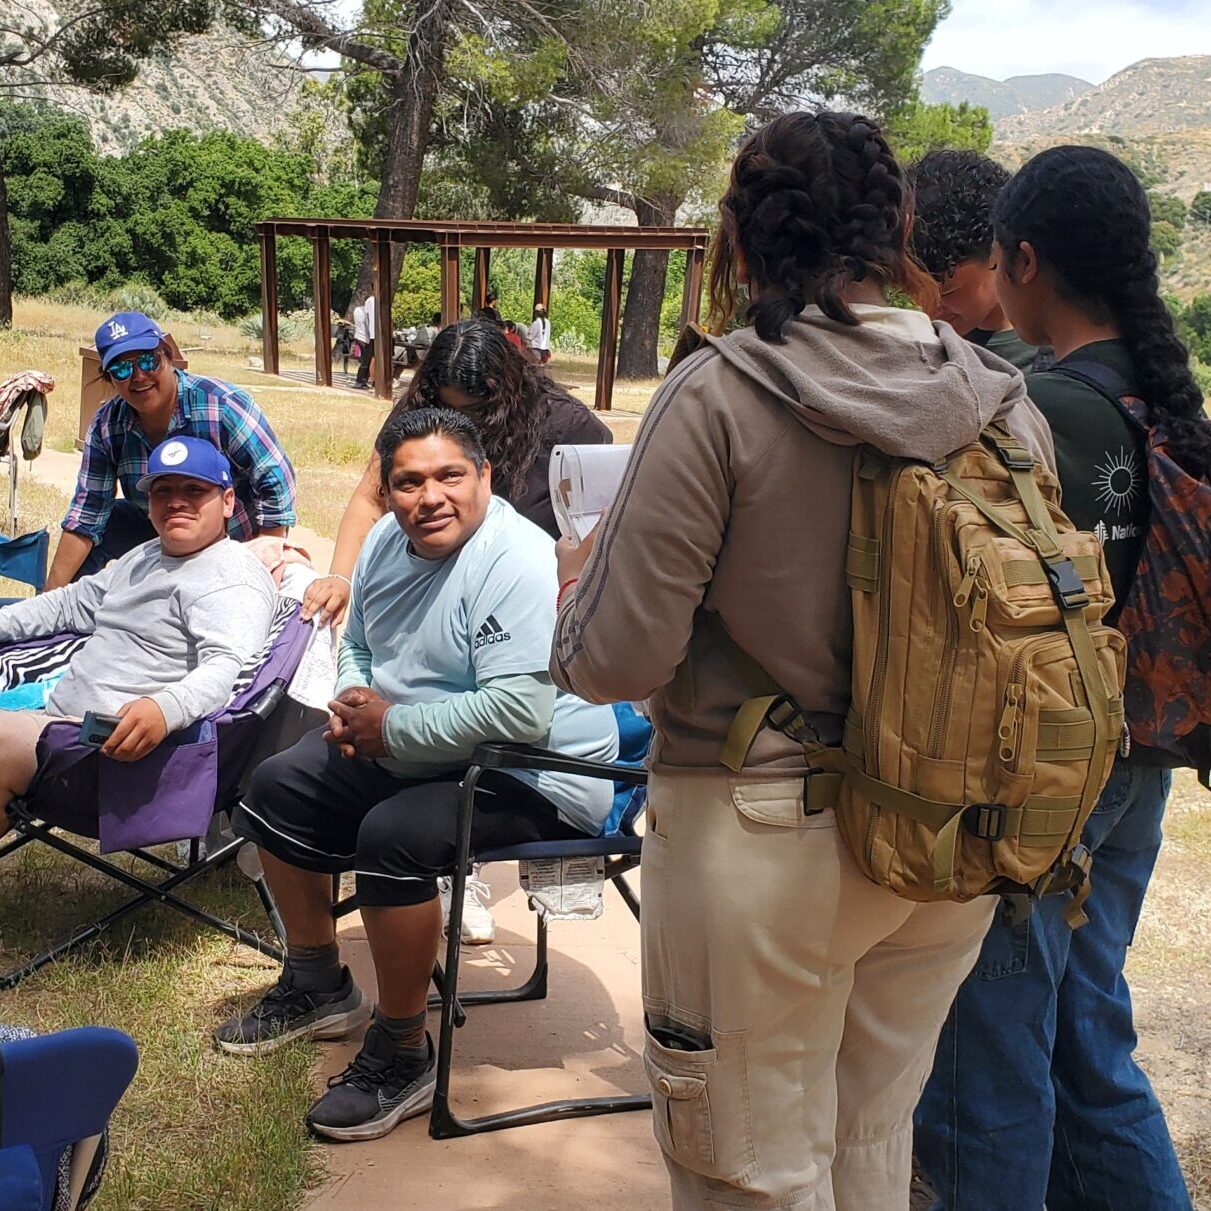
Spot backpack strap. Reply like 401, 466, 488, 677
1045, 359, 1148, 434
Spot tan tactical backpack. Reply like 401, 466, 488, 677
723, 423, 1126, 924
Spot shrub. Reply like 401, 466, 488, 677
107, 282, 171, 318
238, 310, 313, 343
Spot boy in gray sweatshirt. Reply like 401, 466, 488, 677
0, 436, 275, 808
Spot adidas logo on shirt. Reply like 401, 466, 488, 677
474, 614, 511, 650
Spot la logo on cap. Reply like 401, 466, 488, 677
160, 441, 189, 466
108, 320, 129, 339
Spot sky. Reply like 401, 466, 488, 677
921, 0, 1211, 83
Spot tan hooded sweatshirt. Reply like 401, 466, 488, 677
551, 305, 1056, 775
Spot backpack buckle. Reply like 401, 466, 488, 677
766, 696, 819, 746
992, 439, 1035, 470
1042, 557, 1089, 610
962, 802, 1007, 841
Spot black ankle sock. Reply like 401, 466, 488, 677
284, 941, 343, 993
374, 1008, 427, 1053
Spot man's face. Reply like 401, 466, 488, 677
147, 476, 234, 557
930, 258, 1002, 336
385, 434, 492, 560
108, 345, 177, 416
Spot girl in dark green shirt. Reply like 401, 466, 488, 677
916, 144, 1209, 1211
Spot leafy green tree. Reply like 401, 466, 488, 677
1191, 191, 1211, 226
2, 112, 377, 317
886, 99, 992, 162
1150, 219, 1181, 260
1148, 190, 1187, 231
559, 0, 951, 377
0, 0, 254, 324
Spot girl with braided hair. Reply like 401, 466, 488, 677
916, 144, 1198, 1211
551, 111, 1055, 1210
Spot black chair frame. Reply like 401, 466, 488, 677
0, 691, 289, 991
430, 742, 650, 1138
328, 742, 651, 1136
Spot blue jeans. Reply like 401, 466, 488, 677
914, 759, 1190, 1211
73, 500, 156, 581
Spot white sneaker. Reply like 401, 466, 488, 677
437, 871, 496, 945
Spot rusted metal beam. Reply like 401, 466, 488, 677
595, 248, 624, 413
259, 225, 280, 377
472, 247, 491, 311
312, 233, 332, 386
440, 241, 461, 328
680, 246, 707, 333
258, 218, 709, 252
373, 233, 394, 401
533, 248, 553, 315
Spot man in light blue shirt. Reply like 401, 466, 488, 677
221, 407, 618, 1142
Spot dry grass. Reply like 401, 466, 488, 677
1, 297, 656, 544
0, 840, 323, 1211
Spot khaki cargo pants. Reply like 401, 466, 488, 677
642, 771, 994, 1210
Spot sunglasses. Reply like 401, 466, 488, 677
108, 351, 163, 381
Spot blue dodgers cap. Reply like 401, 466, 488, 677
136, 437, 233, 492
95, 310, 166, 371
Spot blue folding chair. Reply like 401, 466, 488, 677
428, 702, 652, 1138
0, 1027, 139, 1210
0, 530, 48, 606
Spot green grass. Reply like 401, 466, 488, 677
0, 842, 323, 1211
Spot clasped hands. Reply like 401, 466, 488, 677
324, 686, 391, 759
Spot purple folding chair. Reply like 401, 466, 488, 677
0, 598, 317, 989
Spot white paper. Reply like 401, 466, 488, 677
549, 444, 633, 546
519, 855, 605, 920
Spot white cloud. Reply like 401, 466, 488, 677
922, 0, 1211, 83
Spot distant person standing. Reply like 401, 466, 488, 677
49, 311, 297, 589
354, 292, 377, 389
531, 303, 552, 364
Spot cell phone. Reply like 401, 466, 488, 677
80, 711, 121, 748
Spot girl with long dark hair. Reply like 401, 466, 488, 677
916, 145, 1202, 1211
550, 111, 1054, 1209
303, 319, 609, 628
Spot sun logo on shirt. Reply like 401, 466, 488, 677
1091, 447, 1141, 516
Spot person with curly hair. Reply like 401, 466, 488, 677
908, 149, 1039, 372
550, 111, 1055, 1210
914, 145, 1207, 1211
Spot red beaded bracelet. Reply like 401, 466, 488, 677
556, 577, 579, 608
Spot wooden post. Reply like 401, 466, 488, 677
595, 248, 624, 412
679, 246, 706, 332
259, 226, 280, 377
373, 232, 394, 401
472, 247, 491, 311
312, 232, 332, 386
533, 247, 553, 314
440, 241, 460, 329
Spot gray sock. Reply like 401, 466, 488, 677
373, 1008, 428, 1054
284, 941, 343, 993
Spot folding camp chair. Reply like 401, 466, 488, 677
0, 598, 317, 989
0, 1026, 138, 1210
427, 729, 651, 1138
0, 530, 48, 606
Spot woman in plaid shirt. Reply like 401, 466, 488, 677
49, 311, 297, 588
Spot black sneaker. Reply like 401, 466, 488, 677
214, 966, 371, 1056
306, 1022, 437, 1142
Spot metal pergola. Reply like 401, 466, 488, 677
255, 218, 710, 409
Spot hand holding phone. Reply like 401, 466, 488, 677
80, 711, 121, 748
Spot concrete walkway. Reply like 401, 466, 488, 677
306, 869, 670, 1211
